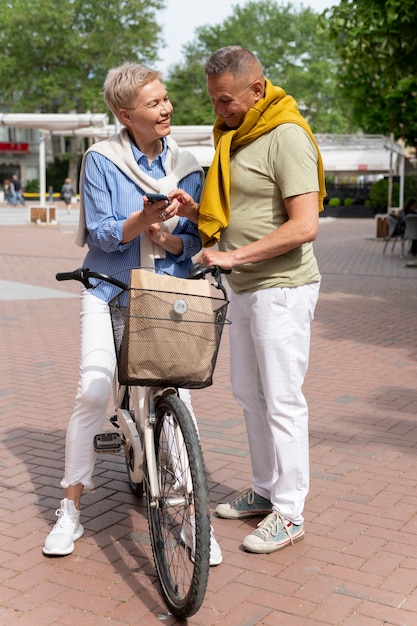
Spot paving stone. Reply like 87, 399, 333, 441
1, 212, 417, 624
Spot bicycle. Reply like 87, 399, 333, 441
55, 263, 229, 618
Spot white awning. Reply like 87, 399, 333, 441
0, 113, 108, 132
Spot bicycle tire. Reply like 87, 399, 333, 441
121, 386, 144, 497
145, 393, 210, 618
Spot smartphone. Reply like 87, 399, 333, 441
146, 193, 170, 204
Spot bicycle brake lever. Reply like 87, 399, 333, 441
187, 263, 208, 279
77, 268, 93, 289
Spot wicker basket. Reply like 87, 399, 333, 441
109, 273, 229, 389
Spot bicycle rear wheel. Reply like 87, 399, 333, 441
146, 393, 210, 618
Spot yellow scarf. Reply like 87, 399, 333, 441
198, 78, 326, 247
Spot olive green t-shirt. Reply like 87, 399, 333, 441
219, 123, 321, 294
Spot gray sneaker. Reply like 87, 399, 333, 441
242, 512, 304, 554
215, 487, 272, 519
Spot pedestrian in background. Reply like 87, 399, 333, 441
4, 179, 14, 205
61, 178, 75, 214
12, 174, 25, 206
404, 197, 417, 256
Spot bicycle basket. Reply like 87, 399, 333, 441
109, 270, 229, 389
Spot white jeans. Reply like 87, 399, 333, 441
62, 289, 196, 490
229, 282, 320, 525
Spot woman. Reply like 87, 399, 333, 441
43, 62, 222, 565
60, 177, 75, 214
4, 179, 14, 205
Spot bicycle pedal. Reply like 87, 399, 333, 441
94, 432, 123, 453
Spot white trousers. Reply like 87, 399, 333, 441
62, 289, 196, 490
228, 282, 320, 525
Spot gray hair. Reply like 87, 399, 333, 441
204, 46, 263, 79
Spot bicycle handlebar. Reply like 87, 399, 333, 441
187, 263, 230, 298
56, 264, 230, 297
56, 268, 129, 291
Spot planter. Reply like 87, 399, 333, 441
30, 206, 56, 223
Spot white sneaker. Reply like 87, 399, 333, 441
181, 515, 222, 566
209, 527, 223, 566
42, 498, 84, 556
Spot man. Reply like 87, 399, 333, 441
172, 46, 325, 554
12, 174, 25, 206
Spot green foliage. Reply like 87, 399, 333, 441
325, 0, 417, 142
165, 0, 356, 133
369, 179, 399, 211
24, 179, 40, 192
328, 197, 341, 206
369, 175, 417, 211
344, 197, 354, 206
167, 57, 212, 124
405, 174, 417, 200
0, 0, 165, 113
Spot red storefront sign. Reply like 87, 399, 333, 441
0, 142, 29, 153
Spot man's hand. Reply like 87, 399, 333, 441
169, 189, 199, 223
197, 248, 236, 270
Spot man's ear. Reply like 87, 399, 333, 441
252, 79, 264, 102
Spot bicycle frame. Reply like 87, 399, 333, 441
112, 380, 143, 485
113, 379, 190, 505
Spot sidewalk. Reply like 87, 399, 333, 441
1, 214, 417, 625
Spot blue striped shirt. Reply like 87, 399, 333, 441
81, 136, 202, 302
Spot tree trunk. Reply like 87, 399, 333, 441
66, 136, 83, 193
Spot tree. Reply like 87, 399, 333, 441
0, 0, 165, 182
325, 0, 417, 143
166, 0, 355, 134
0, 0, 165, 112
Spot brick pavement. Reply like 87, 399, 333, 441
1, 208, 417, 625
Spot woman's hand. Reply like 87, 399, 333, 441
145, 222, 165, 244
121, 196, 179, 243
145, 222, 183, 255
142, 195, 178, 225
168, 189, 199, 223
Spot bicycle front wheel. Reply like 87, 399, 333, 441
146, 393, 210, 618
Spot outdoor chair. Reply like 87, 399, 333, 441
401, 214, 417, 258
383, 214, 403, 255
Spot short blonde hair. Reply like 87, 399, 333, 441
103, 61, 162, 122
